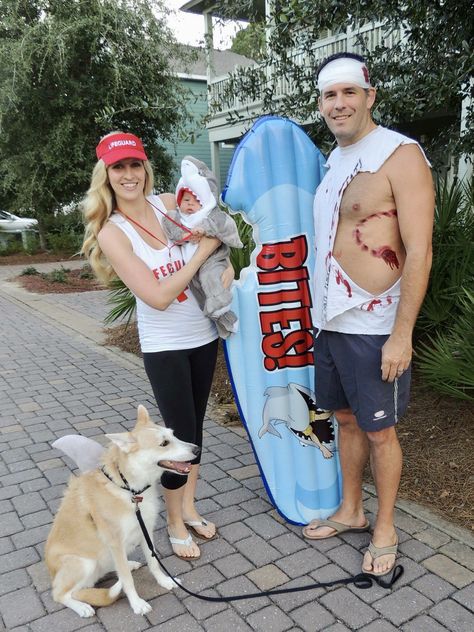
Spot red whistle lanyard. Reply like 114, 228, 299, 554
116, 200, 193, 303
116, 200, 193, 253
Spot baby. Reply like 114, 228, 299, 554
163, 156, 243, 338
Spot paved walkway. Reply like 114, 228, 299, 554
0, 261, 473, 632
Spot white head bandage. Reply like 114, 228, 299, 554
317, 57, 371, 92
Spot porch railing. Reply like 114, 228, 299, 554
208, 21, 402, 122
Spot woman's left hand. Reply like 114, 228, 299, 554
189, 228, 205, 244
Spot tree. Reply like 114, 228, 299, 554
230, 22, 265, 61
0, 0, 191, 242
212, 0, 474, 166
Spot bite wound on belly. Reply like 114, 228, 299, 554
352, 208, 399, 268
371, 246, 400, 270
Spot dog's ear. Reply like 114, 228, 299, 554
106, 432, 137, 453
135, 404, 152, 429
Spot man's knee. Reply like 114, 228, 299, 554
334, 408, 358, 427
366, 425, 398, 446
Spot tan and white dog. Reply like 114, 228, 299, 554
45, 405, 198, 618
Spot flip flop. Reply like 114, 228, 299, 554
168, 532, 200, 559
184, 519, 218, 541
302, 517, 370, 540
363, 537, 399, 577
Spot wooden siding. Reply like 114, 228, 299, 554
163, 78, 235, 192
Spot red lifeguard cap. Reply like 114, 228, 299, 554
96, 132, 148, 166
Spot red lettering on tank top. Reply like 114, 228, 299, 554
257, 235, 313, 371
152, 259, 188, 301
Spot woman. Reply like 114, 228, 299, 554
82, 131, 226, 559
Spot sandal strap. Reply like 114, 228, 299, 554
368, 540, 398, 559
184, 519, 208, 527
307, 518, 355, 533
168, 533, 193, 546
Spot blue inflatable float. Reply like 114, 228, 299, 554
222, 115, 342, 525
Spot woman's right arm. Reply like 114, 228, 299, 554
97, 223, 220, 310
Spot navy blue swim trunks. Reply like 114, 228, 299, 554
313, 330, 411, 432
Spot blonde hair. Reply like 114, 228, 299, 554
81, 133, 154, 284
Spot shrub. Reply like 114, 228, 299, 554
20, 266, 40, 276
417, 178, 474, 336
43, 207, 85, 254
47, 266, 70, 283
0, 234, 24, 255
416, 289, 474, 400
46, 232, 83, 254
79, 264, 94, 279
415, 178, 474, 400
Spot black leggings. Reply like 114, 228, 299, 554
143, 338, 218, 490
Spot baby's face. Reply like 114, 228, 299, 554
179, 191, 202, 214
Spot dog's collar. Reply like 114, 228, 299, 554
101, 466, 151, 505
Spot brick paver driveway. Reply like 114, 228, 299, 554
1, 263, 473, 631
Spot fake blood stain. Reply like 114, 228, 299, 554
371, 246, 400, 269
353, 209, 399, 268
335, 269, 352, 297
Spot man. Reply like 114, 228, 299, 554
303, 52, 434, 577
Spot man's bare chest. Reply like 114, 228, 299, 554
339, 171, 395, 220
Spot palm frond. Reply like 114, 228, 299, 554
417, 289, 474, 400
104, 277, 136, 325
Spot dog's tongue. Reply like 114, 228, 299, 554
159, 460, 192, 473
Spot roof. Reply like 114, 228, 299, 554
173, 45, 256, 79
179, 1, 265, 20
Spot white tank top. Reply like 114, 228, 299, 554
109, 195, 217, 352
312, 126, 430, 334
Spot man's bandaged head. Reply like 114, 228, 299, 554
317, 56, 371, 93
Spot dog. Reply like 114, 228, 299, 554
45, 404, 198, 618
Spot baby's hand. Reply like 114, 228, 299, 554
189, 228, 205, 243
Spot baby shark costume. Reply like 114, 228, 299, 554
163, 156, 243, 339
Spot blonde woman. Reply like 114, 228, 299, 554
82, 131, 226, 559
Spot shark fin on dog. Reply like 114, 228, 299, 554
52, 435, 105, 473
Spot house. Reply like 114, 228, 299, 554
165, 45, 255, 190
179, 1, 471, 182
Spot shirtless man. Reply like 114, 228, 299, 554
303, 53, 434, 577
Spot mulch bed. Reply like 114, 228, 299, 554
0, 251, 80, 265
12, 266, 105, 294
104, 322, 473, 532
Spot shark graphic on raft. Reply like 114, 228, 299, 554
259, 383, 336, 459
